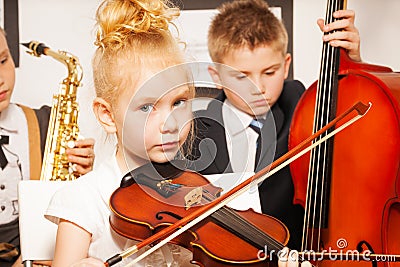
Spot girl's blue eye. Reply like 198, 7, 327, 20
140, 104, 153, 112
174, 99, 186, 107
236, 74, 247, 80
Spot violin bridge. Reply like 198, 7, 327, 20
184, 187, 203, 210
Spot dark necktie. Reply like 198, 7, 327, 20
0, 135, 9, 170
249, 119, 264, 170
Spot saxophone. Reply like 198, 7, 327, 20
23, 41, 83, 181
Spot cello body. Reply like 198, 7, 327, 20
289, 47, 400, 266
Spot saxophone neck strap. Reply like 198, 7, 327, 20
18, 104, 42, 180
0, 242, 19, 261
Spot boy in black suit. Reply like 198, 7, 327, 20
189, 0, 361, 250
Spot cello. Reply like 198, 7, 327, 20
289, 0, 400, 266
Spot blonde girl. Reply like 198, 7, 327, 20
45, 0, 195, 266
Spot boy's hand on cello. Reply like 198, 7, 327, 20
318, 9, 361, 62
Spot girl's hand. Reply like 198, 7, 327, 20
278, 247, 313, 267
318, 9, 361, 62
69, 257, 104, 267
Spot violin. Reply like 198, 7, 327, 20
289, 0, 400, 266
109, 160, 289, 266
105, 104, 373, 267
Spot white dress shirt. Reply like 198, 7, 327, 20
0, 103, 30, 224
222, 100, 259, 173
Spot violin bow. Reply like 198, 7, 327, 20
105, 101, 371, 267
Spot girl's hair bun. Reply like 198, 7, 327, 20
94, 0, 179, 50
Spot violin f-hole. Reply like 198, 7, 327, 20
156, 211, 183, 221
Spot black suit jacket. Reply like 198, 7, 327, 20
189, 80, 305, 249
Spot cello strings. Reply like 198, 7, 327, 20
317, 0, 342, 252
304, 0, 328, 248
316, 0, 332, 249
304, 0, 340, 252
314, 1, 337, 251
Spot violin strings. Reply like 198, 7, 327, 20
212, 206, 284, 252
202, 189, 284, 253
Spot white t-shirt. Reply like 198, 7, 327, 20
45, 154, 194, 267
45, 153, 261, 266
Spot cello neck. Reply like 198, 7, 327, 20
315, 0, 344, 130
